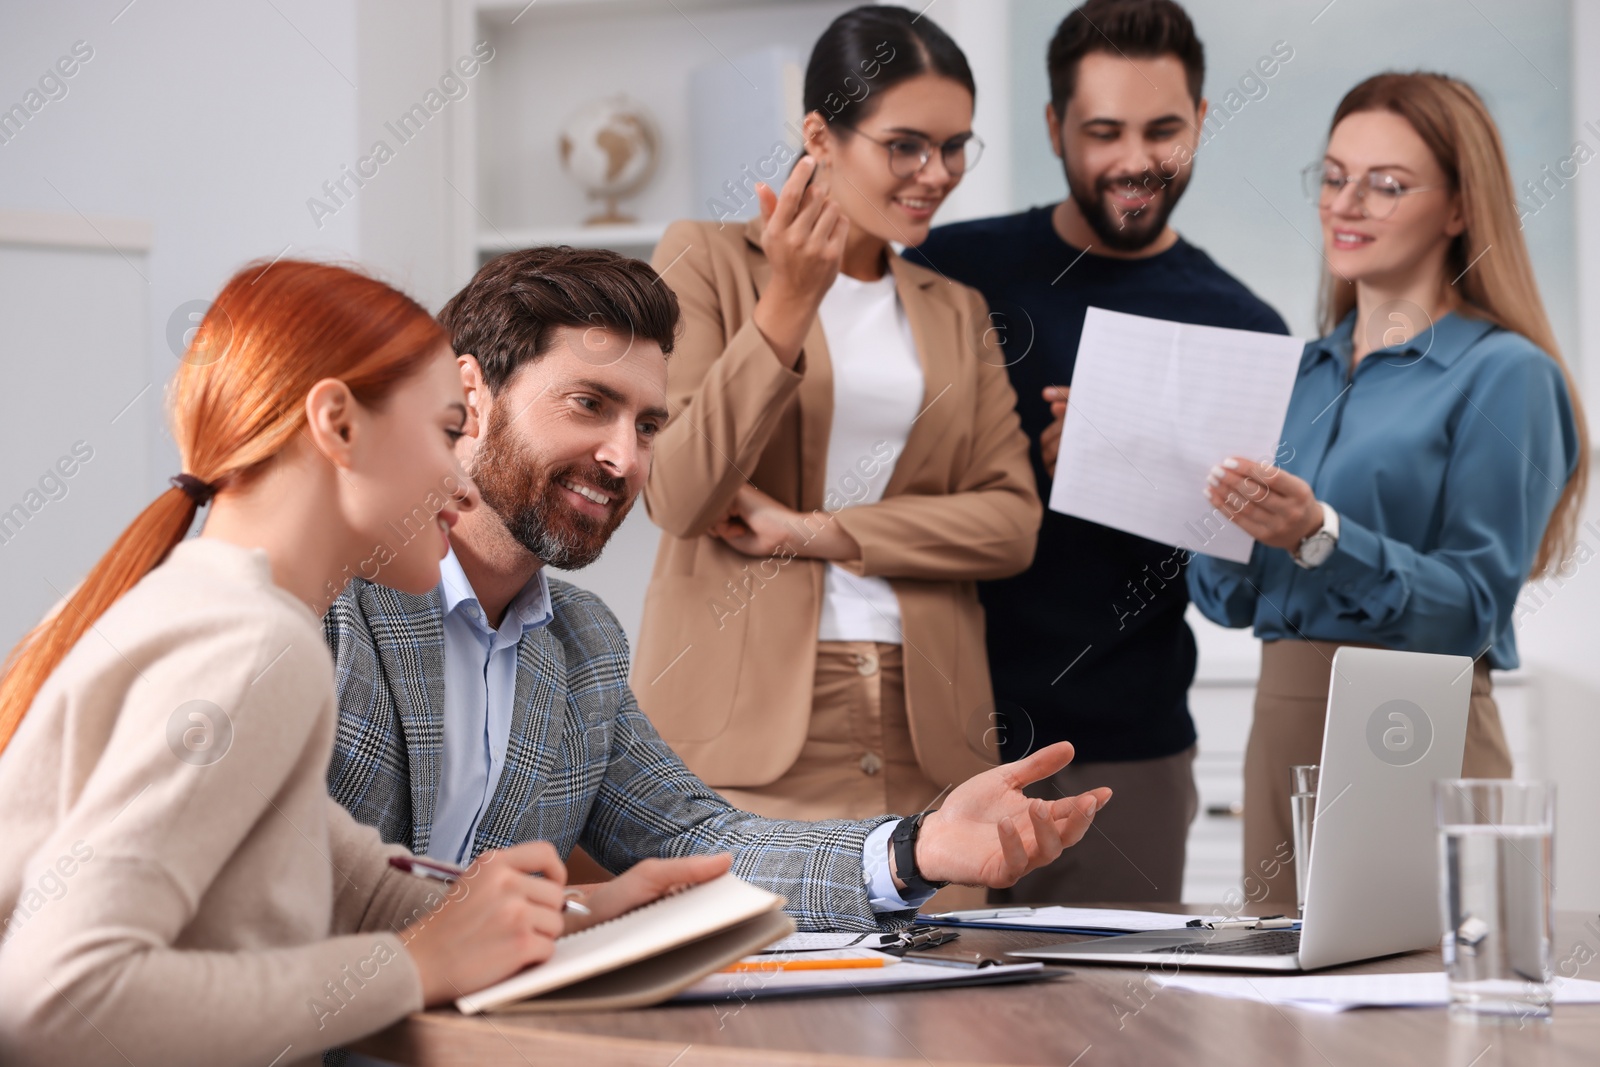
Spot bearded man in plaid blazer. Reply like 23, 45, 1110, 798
323, 246, 1112, 931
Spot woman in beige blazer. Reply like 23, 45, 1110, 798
634, 7, 1040, 841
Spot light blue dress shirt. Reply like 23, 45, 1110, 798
1188, 311, 1580, 670
427, 550, 929, 909
430, 549, 555, 865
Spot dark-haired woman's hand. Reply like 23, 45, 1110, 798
711, 484, 860, 562
752, 155, 849, 369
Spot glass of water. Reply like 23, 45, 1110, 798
1290, 764, 1319, 917
1435, 780, 1556, 1018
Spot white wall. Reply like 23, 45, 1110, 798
355, 0, 459, 313
0, 0, 363, 650
1511, 0, 1600, 910
0, 221, 151, 649
1578, 0, 1600, 406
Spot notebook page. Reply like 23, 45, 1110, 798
455, 873, 783, 1014
1048, 308, 1304, 564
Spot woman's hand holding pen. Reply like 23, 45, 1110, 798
400, 847, 734, 1005
751, 155, 850, 369
1206, 457, 1324, 550
402, 841, 570, 1007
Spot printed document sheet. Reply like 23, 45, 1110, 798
1048, 308, 1304, 564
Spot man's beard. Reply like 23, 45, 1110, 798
469, 408, 632, 571
1067, 163, 1191, 253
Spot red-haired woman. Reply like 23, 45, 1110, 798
0, 261, 725, 1067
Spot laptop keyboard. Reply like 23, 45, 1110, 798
1171, 930, 1301, 956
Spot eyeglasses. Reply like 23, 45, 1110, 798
843, 127, 985, 179
1301, 162, 1443, 220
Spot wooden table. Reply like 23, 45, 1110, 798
353, 907, 1600, 1066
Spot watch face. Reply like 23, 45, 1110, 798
1299, 533, 1335, 567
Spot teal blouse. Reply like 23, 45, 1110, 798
1187, 310, 1581, 670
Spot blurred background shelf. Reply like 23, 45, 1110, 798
449, 0, 1011, 282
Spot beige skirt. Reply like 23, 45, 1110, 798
1243, 639, 1512, 906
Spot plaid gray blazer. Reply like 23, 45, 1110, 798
323, 576, 907, 931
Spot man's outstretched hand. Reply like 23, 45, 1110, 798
911, 741, 1110, 889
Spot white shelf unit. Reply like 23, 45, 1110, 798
451, 0, 857, 273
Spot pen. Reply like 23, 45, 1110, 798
721, 956, 890, 973
1191, 914, 1294, 930
387, 855, 592, 916
926, 907, 1035, 921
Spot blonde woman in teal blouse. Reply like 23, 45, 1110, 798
1188, 72, 1587, 903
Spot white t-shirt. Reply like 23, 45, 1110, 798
814, 271, 924, 643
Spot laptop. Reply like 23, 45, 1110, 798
1014, 647, 1471, 972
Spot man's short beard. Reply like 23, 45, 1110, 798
468, 407, 631, 571
1067, 163, 1191, 253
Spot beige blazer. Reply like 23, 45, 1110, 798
631, 217, 1041, 790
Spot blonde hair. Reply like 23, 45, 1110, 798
0, 260, 447, 757
1317, 72, 1588, 578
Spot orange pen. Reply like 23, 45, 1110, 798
721, 956, 891, 973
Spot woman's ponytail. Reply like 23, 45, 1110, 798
0, 488, 199, 753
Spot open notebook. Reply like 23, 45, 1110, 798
454, 873, 795, 1015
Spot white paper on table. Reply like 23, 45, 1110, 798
1152, 972, 1600, 1011
760, 931, 899, 953
924, 906, 1236, 932
1049, 308, 1305, 564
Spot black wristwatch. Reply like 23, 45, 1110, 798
890, 810, 949, 898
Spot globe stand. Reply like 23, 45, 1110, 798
583, 196, 637, 226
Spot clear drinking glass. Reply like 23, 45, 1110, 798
1290, 764, 1319, 918
1435, 780, 1556, 1018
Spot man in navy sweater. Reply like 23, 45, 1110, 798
908, 0, 1289, 903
